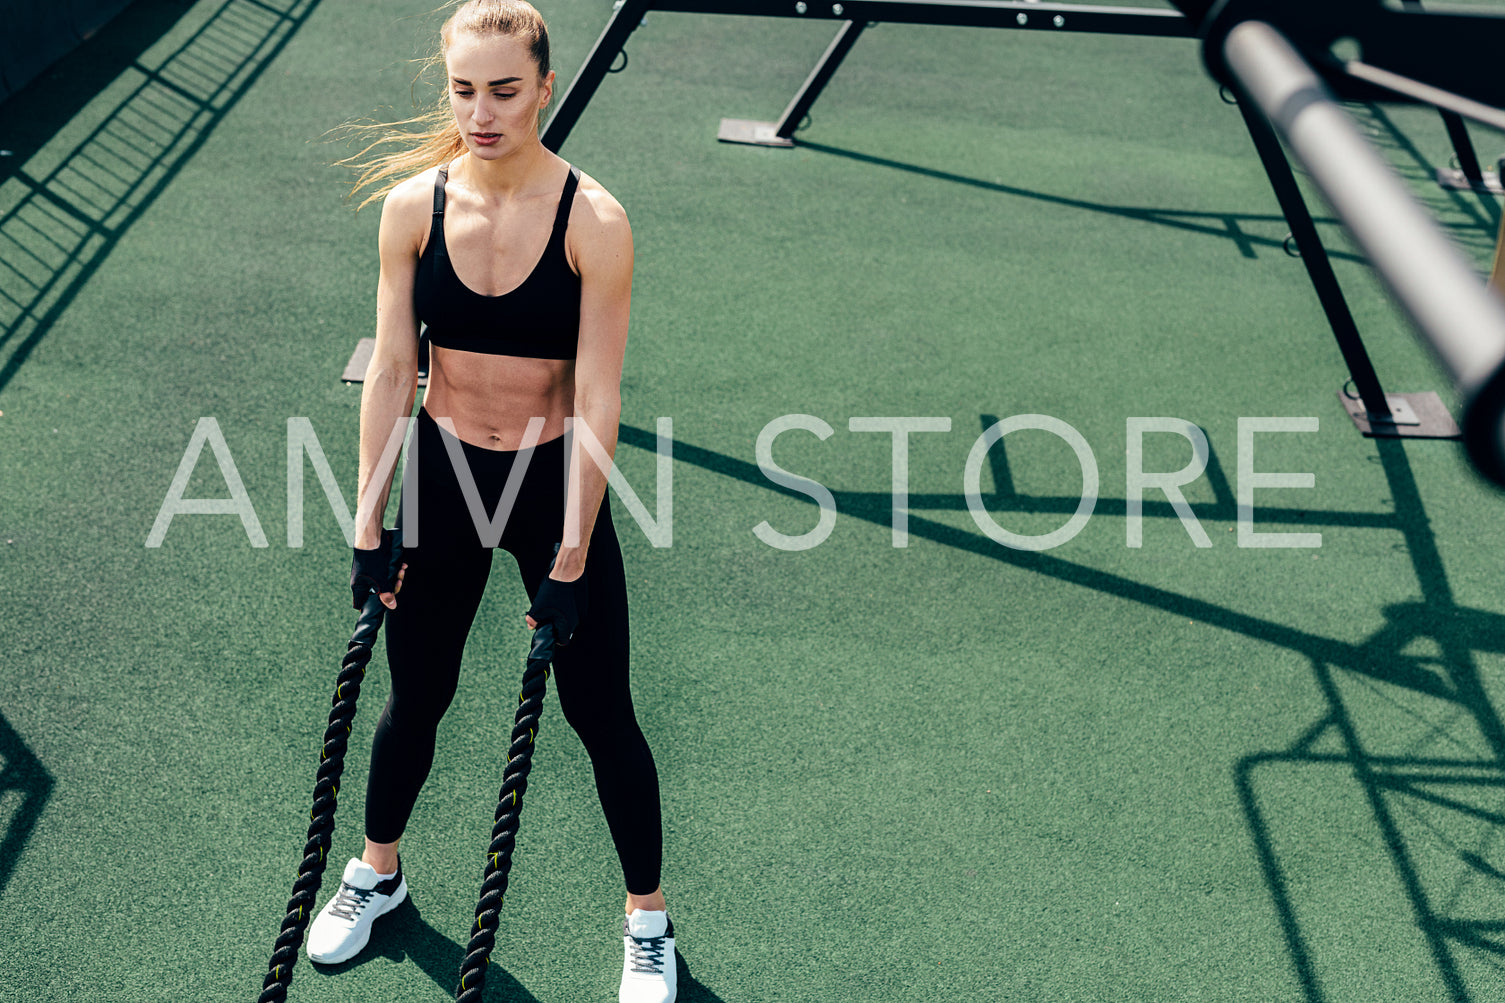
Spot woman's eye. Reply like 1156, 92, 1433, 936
453, 89, 473, 98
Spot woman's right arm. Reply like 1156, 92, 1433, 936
354, 179, 425, 551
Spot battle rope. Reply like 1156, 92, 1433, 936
455, 622, 557, 1003
258, 585, 392, 1003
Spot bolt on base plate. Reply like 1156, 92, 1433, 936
717, 118, 795, 147
1435, 167, 1504, 195
1339, 389, 1460, 438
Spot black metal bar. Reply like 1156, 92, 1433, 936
541, 0, 652, 152
1439, 111, 1485, 186
1398, 0, 1485, 185
1225, 20, 1505, 486
773, 20, 867, 140
1335, 59, 1505, 137
1233, 94, 1394, 422
653, 0, 1191, 36
1197, 0, 1505, 110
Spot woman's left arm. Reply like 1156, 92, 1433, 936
553, 181, 634, 582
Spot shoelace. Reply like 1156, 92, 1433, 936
626, 934, 667, 975
328, 881, 377, 922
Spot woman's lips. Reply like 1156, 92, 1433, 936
473, 132, 500, 146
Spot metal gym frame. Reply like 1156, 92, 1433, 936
537, 0, 1505, 489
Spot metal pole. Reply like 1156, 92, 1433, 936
657, 0, 1190, 36
1233, 96, 1394, 423
1400, 0, 1485, 185
720, 19, 870, 147
774, 20, 867, 140
1225, 20, 1505, 486
542, 0, 652, 153
1438, 109, 1485, 186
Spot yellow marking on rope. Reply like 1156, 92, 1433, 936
528, 728, 535, 745
274, 964, 281, 979
510, 791, 517, 807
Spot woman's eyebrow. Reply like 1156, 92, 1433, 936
450, 76, 523, 86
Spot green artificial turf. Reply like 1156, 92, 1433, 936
2, 1, 1505, 1001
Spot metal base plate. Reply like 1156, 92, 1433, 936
1435, 167, 1504, 195
342, 337, 428, 386
1339, 390, 1459, 438
717, 118, 795, 148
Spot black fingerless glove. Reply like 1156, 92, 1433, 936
527, 568, 589, 645
350, 527, 401, 609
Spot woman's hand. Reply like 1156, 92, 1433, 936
351, 527, 408, 610
525, 564, 588, 643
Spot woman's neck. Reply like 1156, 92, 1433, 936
455, 141, 553, 202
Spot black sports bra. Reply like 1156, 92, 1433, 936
414, 162, 582, 361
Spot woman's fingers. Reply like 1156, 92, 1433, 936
379, 563, 408, 609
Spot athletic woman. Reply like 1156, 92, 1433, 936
304, 4, 673, 1000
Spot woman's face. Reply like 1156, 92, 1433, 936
445, 31, 554, 160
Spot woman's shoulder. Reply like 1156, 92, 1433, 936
567, 166, 630, 237
382, 164, 445, 219
562, 167, 632, 280
377, 164, 447, 256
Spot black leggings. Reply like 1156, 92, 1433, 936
364, 406, 662, 895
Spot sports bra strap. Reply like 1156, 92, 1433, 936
430, 166, 449, 264
428, 162, 573, 263
552, 166, 580, 231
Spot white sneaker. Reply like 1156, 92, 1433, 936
306, 857, 407, 964
620, 909, 676, 1003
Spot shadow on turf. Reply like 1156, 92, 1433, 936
0, 0, 196, 181
617, 417, 1505, 1000
0, 0, 324, 396
797, 139, 1370, 264
619, 416, 1461, 699
0, 710, 53, 902
1236, 437, 1505, 1003
797, 135, 1500, 265
674, 950, 728, 1003
315, 897, 725, 1001
312, 896, 540, 1002
1351, 103, 1502, 237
